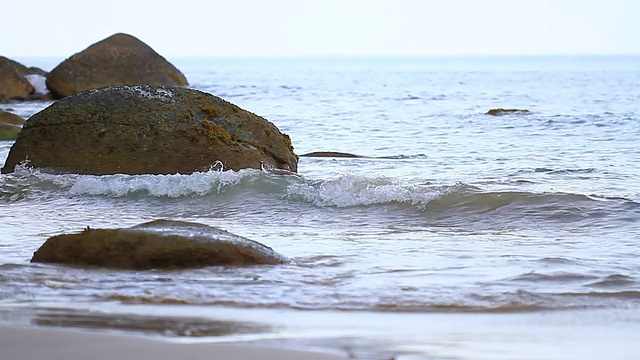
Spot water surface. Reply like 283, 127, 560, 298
1, 55, 639, 359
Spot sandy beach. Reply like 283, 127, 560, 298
0, 326, 347, 360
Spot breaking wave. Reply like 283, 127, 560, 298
2, 164, 264, 198
2, 165, 639, 227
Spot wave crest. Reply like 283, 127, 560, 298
284, 173, 449, 207
5, 165, 264, 198
2, 166, 638, 226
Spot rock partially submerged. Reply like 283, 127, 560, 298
486, 108, 531, 116
300, 151, 361, 158
0, 111, 26, 140
46, 33, 188, 98
1, 84, 298, 174
31, 220, 288, 269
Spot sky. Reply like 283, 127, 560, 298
3, 0, 639, 58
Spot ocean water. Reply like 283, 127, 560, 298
1, 56, 640, 359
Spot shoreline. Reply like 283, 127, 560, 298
4, 307, 640, 360
0, 326, 348, 360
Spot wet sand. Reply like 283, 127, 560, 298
0, 326, 347, 360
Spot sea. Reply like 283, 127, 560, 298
1, 55, 639, 360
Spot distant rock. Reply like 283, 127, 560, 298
486, 108, 531, 116
1, 85, 298, 174
300, 151, 361, 158
46, 33, 188, 98
26, 67, 47, 76
0, 111, 26, 140
31, 219, 288, 269
0, 56, 51, 102
0, 56, 35, 102
0, 56, 44, 78
0, 111, 26, 125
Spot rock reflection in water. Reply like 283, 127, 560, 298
32, 310, 272, 337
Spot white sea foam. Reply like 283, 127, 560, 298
7, 164, 449, 206
24, 74, 48, 94
285, 173, 438, 207
124, 85, 175, 102
9, 165, 258, 198
7, 164, 442, 207
67, 170, 256, 197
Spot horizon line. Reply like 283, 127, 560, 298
8, 52, 640, 60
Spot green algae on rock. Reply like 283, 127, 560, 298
0, 111, 26, 140
31, 219, 288, 269
1, 85, 298, 174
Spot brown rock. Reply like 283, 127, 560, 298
1, 85, 297, 174
0, 56, 39, 77
0, 111, 26, 140
0, 56, 35, 102
486, 108, 531, 116
300, 151, 360, 158
27, 67, 48, 76
46, 33, 188, 98
0, 111, 26, 125
31, 219, 288, 269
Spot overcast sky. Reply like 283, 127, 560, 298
3, 0, 639, 58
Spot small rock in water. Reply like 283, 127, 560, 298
300, 151, 361, 158
31, 219, 288, 269
486, 108, 531, 116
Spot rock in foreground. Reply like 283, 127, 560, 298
46, 33, 188, 98
31, 220, 288, 269
1, 85, 297, 174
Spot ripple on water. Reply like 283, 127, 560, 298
535, 257, 582, 265
502, 271, 598, 283
587, 274, 637, 288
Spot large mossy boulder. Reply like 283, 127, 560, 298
46, 33, 188, 98
0, 111, 26, 140
31, 219, 288, 269
1, 84, 298, 174
0, 56, 35, 102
